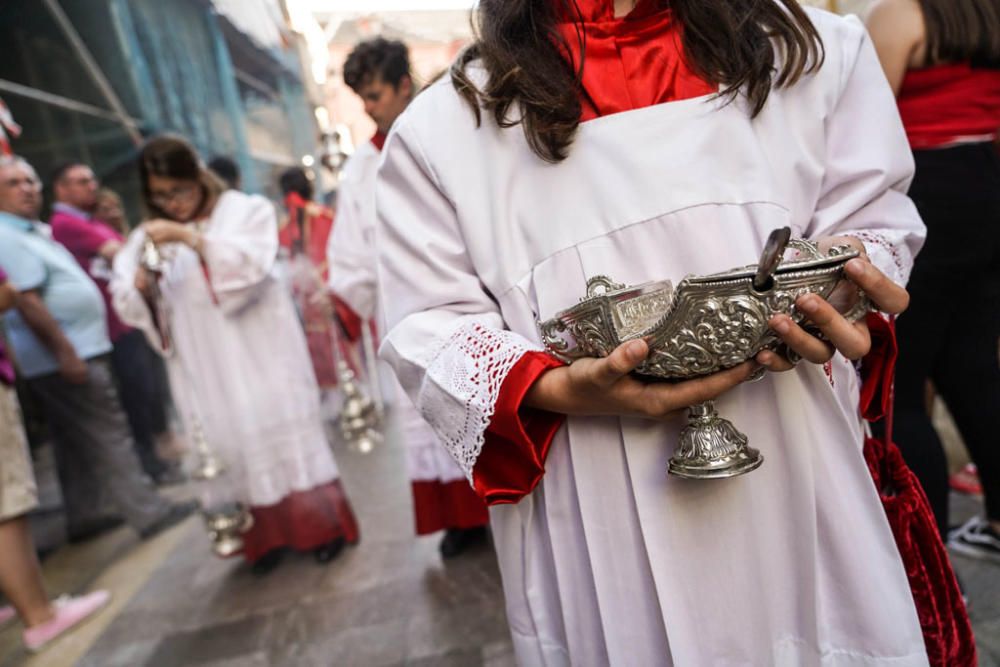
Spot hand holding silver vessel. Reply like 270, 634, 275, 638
531, 228, 910, 479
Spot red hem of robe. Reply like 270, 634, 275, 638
332, 294, 363, 343
411, 479, 489, 535
472, 352, 566, 506
241, 480, 360, 562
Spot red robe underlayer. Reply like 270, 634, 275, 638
280, 193, 342, 388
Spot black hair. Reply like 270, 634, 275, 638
139, 134, 225, 220
453, 0, 824, 163
207, 156, 241, 190
343, 37, 411, 92
279, 167, 313, 200
50, 161, 87, 186
919, 0, 1000, 66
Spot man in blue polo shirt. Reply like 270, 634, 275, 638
0, 155, 194, 541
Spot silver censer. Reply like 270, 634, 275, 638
539, 228, 870, 480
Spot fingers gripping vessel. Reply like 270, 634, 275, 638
539, 229, 869, 479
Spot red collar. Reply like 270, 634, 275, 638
555, 0, 664, 22
371, 131, 387, 152
284, 191, 308, 210
553, 0, 715, 121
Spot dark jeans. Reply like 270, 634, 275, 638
111, 330, 170, 479
893, 142, 1000, 534
28, 356, 172, 534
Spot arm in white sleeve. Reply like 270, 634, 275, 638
806, 17, 926, 289
327, 175, 378, 320
200, 195, 279, 314
375, 120, 543, 479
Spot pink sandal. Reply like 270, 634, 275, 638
23, 590, 111, 652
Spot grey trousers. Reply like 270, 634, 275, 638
28, 356, 172, 534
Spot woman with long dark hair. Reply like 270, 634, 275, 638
110, 136, 359, 573
867, 0, 1000, 560
373, 0, 960, 664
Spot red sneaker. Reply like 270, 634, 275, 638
949, 464, 983, 496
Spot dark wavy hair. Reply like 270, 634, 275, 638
452, 0, 824, 163
139, 135, 225, 221
279, 166, 313, 200
343, 37, 411, 92
918, 0, 1000, 66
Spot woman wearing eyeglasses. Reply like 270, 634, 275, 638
110, 135, 359, 574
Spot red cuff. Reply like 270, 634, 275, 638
332, 294, 363, 342
472, 351, 567, 506
859, 312, 898, 423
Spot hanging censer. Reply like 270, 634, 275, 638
141, 233, 254, 557
329, 304, 381, 453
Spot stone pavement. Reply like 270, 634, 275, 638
75, 416, 514, 667
0, 402, 996, 666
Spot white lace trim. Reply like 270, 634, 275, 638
842, 230, 914, 290
416, 318, 540, 482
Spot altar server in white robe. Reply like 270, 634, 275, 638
112, 136, 359, 574
329, 37, 489, 558
375, 1, 941, 664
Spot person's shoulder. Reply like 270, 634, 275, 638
352, 140, 382, 166
801, 6, 868, 55
0, 224, 43, 277
393, 70, 480, 144
217, 189, 268, 210
341, 140, 382, 183
48, 208, 87, 233
213, 190, 276, 224
305, 202, 333, 220
0, 221, 30, 249
865, 0, 924, 28
864, 0, 926, 57
793, 7, 878, 96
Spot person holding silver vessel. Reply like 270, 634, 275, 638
111, 135, 360, 574
374, 0, 971, 664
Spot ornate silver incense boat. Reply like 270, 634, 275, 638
539, 228, 869, 480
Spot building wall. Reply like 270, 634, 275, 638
0, 0, 316, 220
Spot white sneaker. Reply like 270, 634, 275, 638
948, 516, 1000, 564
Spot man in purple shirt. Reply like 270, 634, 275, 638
49, 163, 176, 483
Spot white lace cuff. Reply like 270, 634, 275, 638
841, 230, 914, 289
416, 318, 542, 482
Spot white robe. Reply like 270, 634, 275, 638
329, 139, 467, 487
111, 191, 340, 507
375, 10, 929, 667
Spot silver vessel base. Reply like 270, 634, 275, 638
668, 401, 763, 480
